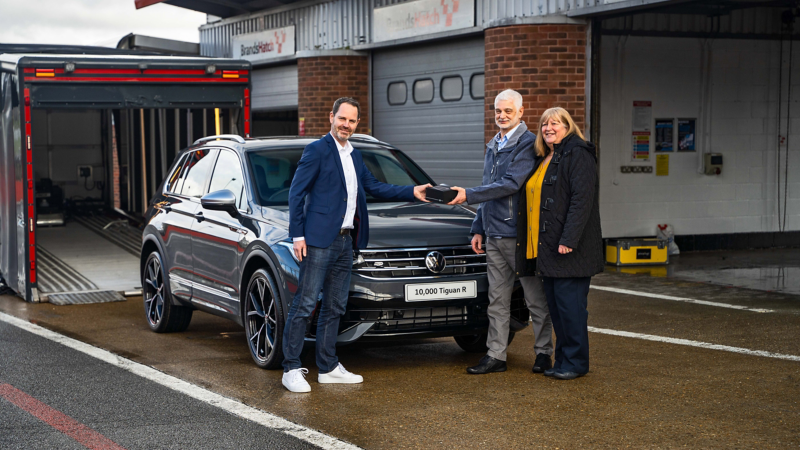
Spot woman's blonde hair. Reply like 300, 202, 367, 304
534, 107, 584, 157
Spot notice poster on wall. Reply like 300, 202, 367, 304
632, 101, 652, 161
678, 118, 696, 151
655, 118, 674, 152
656, 154, 669, 176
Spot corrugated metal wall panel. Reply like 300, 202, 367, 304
251, 65, 298, 111
372, 38, 485, 187
199, 0, 594, 57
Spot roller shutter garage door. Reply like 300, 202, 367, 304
251, 64, 298, 111
373, 38, 485, 187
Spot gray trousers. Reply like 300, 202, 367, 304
485, 237, 554, 361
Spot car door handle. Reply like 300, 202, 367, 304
194, 211, 204, 222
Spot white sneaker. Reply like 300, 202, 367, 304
318, 363, 363, 384
282, 368, 311, 393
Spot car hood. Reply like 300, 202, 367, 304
259, 202, 476, 248
365, 202, 475, 248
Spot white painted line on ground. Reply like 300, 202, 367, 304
589, 326, 800, 362
0, 312, 360, 450
590, 285, 774, 313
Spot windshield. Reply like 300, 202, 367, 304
247, 146, 434, 206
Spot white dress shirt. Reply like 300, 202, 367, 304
333, 134, 358, 229
294, 133, 358, 242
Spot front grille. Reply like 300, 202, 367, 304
342, 305, 487, 332
354, 245, 486, 278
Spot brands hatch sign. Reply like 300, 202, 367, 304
232, 26, 295, 63
374, 0, 474, 43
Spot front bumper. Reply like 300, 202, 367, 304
322, 274, 530, 344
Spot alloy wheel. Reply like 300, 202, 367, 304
246, 275, 278, 365
144, 256, 164, 327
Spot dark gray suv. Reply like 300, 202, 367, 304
141, 135, 529, 369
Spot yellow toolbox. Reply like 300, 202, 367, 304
605, 238, 669, 266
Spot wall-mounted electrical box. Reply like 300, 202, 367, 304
704, 153, 723, 175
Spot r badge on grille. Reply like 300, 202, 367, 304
425, 251, 447, 273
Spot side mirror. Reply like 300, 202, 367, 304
201, 189, 239, 217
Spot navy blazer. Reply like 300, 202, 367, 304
288, 133, 415, 249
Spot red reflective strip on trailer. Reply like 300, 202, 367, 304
30, 267, 36, 284
244, 106, 250, 137
26, 165, 32, 180
23, 68, 34, 74
143, 69, 207, 75
24, 77, 248, 83
27, 150, 32, 162
28, 205, 34, 218
244, 88, 251, 137
25, 123, 31, 137
73, 68, 142, 75
25, 107, 30, 122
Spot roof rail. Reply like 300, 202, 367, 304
351, 133, 379, 142
192, 134, 246, 146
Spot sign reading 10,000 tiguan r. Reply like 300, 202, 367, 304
233, 26, 295, 64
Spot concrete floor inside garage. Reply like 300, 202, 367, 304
1, 248, 799, 449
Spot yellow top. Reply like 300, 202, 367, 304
526, 159, 551, 259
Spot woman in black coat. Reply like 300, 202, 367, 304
515, 107, 603, 380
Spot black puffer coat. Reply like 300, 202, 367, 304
514, 133, 604, 278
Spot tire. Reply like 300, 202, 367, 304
454, 331, 516, 353
243, 268, 285, 370
142, 251, 193, 333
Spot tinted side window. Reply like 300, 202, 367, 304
208, 150, 247, 210
165, 153, 189, 194
180, 149, 218, 198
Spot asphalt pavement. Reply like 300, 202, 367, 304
0, 318, 320, 450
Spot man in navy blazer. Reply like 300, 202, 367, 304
282, 97, 429, 393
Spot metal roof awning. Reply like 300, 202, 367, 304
134, 0, 307, 19
569, 0, 798, 18
567, 0, 689, 17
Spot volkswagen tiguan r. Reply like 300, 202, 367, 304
140, 134, 529, 369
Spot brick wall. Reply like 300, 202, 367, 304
297, 55, 369, 137
484, 24, 587, 143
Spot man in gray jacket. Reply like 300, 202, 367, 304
449, 89, 553, 375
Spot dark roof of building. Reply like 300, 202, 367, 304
135, 0, 306, 19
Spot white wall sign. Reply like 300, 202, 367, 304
374, 0, 474, 43
232, 26, 295, 63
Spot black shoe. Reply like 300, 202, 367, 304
466, 355, 507, 374
532, 353, 553, 373
553, 370, 586, 380
543, 368, 558, 377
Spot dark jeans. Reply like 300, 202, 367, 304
541, 276, 591, 374
282, 234, 353, 373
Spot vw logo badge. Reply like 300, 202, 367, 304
425, 251, 447, 273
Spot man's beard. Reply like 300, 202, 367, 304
335, 128, 352, 140
495, 119, 513, 130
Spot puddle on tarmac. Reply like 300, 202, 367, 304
605, 248, 800, 295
